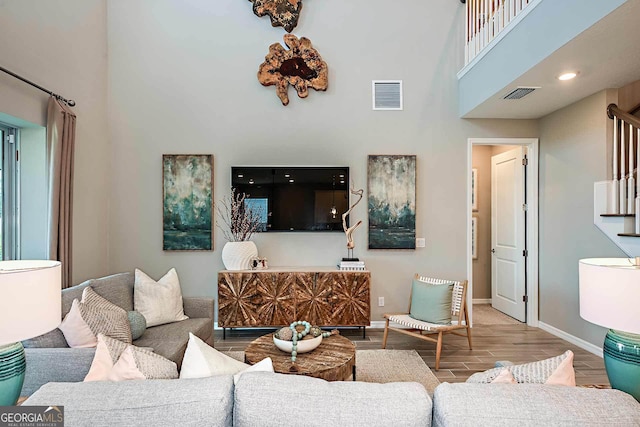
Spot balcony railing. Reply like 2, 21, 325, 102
465, 0, 533, 65
607, 104, 640, 233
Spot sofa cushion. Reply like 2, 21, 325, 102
133, 318, 210, 366
432, 382, 640, 426
234, 372, 432, 427
22, 348, 96, 395
22, 328, 69, 348
62, 272, 134, 316
23, 376, 234, 427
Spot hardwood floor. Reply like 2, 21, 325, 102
214, 323, 610, 386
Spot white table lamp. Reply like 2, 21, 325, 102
0, 260, 61, 405
579, 258, 640, 401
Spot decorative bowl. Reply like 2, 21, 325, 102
273, 334, 322, 354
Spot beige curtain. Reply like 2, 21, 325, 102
47, 97, 76, 288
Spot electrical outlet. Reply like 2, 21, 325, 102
416, 238, 426, 248
378, 296, 385, 307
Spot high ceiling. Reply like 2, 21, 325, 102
462, 0, 640, 119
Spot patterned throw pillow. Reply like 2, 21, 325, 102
59, 286, 132, 347
84, 334, 178, 381
466, 350, 575, 385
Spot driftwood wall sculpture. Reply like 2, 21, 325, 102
258, 34, 328, 106
249, 0, 303, 33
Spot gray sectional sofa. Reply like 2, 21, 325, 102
20, 272, 214, 395
23, 372, 640, 427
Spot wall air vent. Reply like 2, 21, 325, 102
503, 87, 540, 100
372, 80, 403, 110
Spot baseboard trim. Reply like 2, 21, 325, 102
473, 298, 492, 304
538, 321, 603, 358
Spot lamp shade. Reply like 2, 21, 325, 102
0, 260, 61, 346
579, 258, 640, 334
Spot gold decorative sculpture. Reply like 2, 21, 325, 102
257, 34, 328, 106
342, 187, 364, 258
248, 0, 303, 33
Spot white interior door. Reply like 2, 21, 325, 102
491, 147, 526, 322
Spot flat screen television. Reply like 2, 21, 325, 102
231, 166, 349, 232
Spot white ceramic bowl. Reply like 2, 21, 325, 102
273, 334, 322, 354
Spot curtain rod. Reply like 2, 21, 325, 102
0, 65, 76, 107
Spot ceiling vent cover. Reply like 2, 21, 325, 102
372, 80, 403, 110
503, 87, 539, 100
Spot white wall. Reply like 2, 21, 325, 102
539, 89, 625, 346
0, 0, 109, 283
107, 0, 538, 321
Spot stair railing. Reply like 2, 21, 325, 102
465, 0, 532, 65
608, 104, 640, 233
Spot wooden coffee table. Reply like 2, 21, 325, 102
244, 333, 356, 381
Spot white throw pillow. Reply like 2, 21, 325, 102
58, 299, 98, 348
180, 333, 273, 384
134, 268, 188, 327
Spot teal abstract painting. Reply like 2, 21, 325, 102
368, 155, 416, 249
163, 155, 213, 250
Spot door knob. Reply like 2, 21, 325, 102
491, 248, 496, 254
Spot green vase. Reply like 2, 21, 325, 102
0, 342, 26, 406
603, 330, 640, 401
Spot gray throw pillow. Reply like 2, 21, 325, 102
127, 311, 147, 340
409, 279, 453, 324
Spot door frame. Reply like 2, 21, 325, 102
467, 138, 539, 327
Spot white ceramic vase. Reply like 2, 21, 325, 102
221, 241, 258, 270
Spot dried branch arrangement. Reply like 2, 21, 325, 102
216, 188, 265, 242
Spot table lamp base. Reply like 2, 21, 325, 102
604, 330, 640, 401
0, 342, 26, 406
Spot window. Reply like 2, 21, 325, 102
0, 123, 18, 260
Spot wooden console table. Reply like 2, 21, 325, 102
218, 267, 370, 339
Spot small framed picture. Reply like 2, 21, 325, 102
471, 168, 478, 211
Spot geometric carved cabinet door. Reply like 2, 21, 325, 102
317, 272, 370, 325
295, 272, 333, 326
218, 271, 259, 327
254, 272, 295, 326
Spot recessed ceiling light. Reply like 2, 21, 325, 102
237, 174, 244, 178
284, 174, 290, 178
249, 179, 254, 184
558, 72, 578, 81
289, 179, 294, 183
